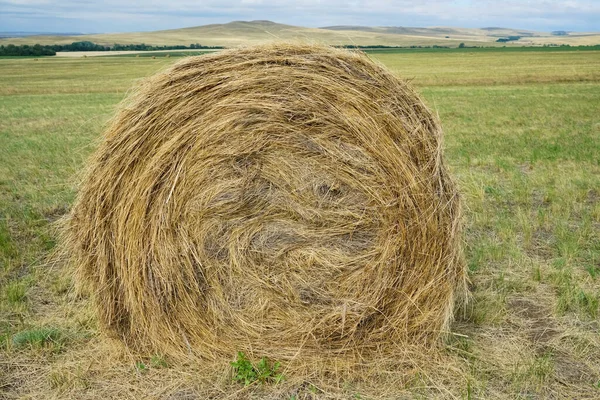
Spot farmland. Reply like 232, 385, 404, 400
1, 47, 599, 398
3, 21, 600, 48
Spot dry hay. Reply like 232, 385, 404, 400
62, 43, 466, 367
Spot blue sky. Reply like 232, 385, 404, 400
1, 0, 598, 33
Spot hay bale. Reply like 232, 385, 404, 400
63, 43, 466, 362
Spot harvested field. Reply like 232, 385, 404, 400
1, 46, 599, 399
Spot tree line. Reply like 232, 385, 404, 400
1, 40, 595, 57
0, 44, 56, 56
0, 41, 224, 56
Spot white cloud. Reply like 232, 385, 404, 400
0, 0, 598, 33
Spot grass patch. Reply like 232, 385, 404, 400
12, 327, 65, 351
105, 50, 210, 58
4, 280, 27, 304
551, 268, 600, 318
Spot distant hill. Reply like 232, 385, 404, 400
1, 20, 599, 48
321, 25, 539, 37
0, 31, 84, 38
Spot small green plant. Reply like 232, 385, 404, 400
231, 352, 256, 385
12, 327, 64, 351
135, 361, 147, 373
231, 351, 283, 386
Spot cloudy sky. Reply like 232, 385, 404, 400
1, 0, 598, 33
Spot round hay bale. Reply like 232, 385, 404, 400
64, 43, 466, 362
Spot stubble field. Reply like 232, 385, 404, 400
1, 48, 599, 399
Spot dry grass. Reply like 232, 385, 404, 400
60, 43, 466, 379
3, 20, 597, 48
0, 21, 497, 47
3, 47, 598, 399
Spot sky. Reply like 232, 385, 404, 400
1, 0, 599, 34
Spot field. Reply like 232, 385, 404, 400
1, 48, 599, 398
2, 20, 600, 48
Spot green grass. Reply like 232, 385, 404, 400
0, 48, 599, 398
364, 45, 600, 53
4, 280, 27, 304
11, 327, 65, 350
105, 50, 211, 57
372, 49, 600, 85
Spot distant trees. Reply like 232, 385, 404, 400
496, 36, 521, 43
110, 43, 223, 51
0, 41, 225, 56
3, 40, 596, 57
0, 41, 107, 56
65, 41, 108, 51
337, 44, 451, 49
0, 44, 55, 56
551, 31, 568, 36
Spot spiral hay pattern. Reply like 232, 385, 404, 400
64, 44, 466, 362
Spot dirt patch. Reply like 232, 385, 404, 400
532, 190, 551, 210
518, 162, 533, 176
508, 297, 559, 348
43, 205, 70, 223
528, 324, 560, 345
585, 189, 599, 206
527, 228, 554, 260
508, 297, 548, 320
554, 352, 597, 385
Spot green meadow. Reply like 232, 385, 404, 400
1, 48, 599, 398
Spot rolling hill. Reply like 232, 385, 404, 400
1, 20, 598, 48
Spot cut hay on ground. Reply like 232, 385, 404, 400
62, 43, 466, 367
